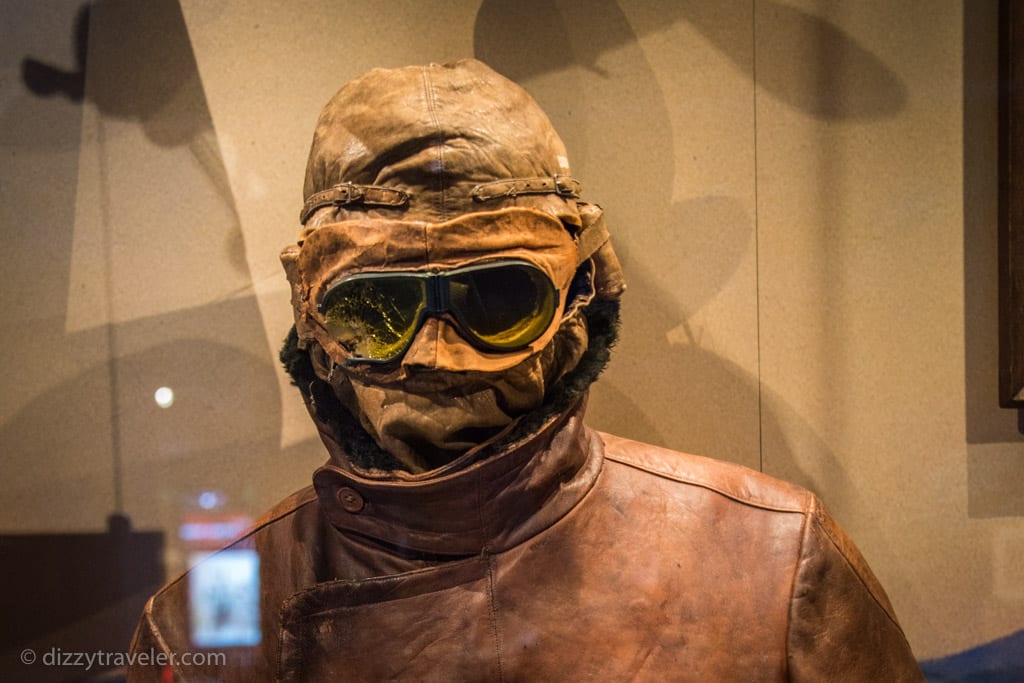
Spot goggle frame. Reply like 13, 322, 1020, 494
317, 258, 561, 364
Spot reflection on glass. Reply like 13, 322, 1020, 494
188, 549, 261, 648
154, 386, 174, 408
198, 490, 221, 510
178, 514, 250, 548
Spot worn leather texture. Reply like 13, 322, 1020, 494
127, 398, 923, 682
299, 60, 581, 227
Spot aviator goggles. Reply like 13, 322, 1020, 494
318, 260, 560, 363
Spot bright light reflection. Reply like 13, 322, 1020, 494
198, 491, 219, 510
154, 386, 174, 408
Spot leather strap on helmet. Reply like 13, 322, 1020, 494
300, 182, 410, 224
471, 175, 582, 202
575, 203, 625, 300
574, 206, 610, 266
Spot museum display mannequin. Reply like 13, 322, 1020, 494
128, 60, 924, 681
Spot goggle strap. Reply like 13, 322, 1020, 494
575, 208, 611, 267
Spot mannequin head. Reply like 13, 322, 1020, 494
280, 60, 624, 472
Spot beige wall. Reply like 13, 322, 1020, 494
3, 0, 1021, 661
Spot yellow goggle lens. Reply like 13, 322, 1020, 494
319, 261, 559, 362
321, 278, 426, 360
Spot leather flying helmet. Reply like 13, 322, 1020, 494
280, 59, 624, 472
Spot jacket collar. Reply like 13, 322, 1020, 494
311, 397, 602, 556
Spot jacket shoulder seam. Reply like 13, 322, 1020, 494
784, 497, 813, 682
246, 486, 321, 536
811, 502, 907, 635
603, 452, 810, 514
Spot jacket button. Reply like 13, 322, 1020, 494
336, 487, 364, 513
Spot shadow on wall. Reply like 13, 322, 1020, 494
10, 0, 248, 276
474, 0, 906, 120
13, 0, 203, 149
20, 3, 89, 103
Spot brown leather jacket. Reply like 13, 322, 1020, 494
128, 399, 923, 681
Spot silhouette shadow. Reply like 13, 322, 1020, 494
21, 3, 89, 103
12, 0, 206, 148
475, 0, 906, 121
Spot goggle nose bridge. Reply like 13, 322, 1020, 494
409, 273, 492, 346
424, 274, 450, 317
